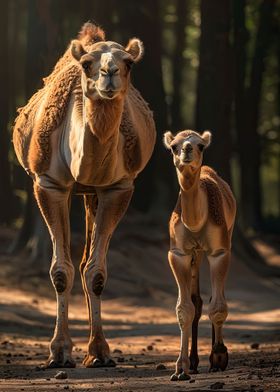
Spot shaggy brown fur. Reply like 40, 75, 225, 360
200, 166, 234, 226
86, 98, 124, 143
13, 22, 144, 175
121, 86, 153, 173
14, 23, 105, 174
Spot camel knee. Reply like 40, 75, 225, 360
84, 268, 106, 297
176, 301, 195, 330
50, 264, 74, 294
209, 301, 228, 325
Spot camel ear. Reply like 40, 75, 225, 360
125, 38, 144, 63
163, 131, 174, 149
70, 40, 87, 61
201, 130, 212, 148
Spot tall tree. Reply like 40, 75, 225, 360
233, 0, 248, 228
171, 0, 189, 130
195, 0, 232, 183
241, 0, 276, 230
0, 1, 13, 224
12, 0, 66, 261
117, 0, 175, 212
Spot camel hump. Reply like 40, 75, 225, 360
78, 22, 105, 45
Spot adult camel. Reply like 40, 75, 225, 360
13, 23, 156, 368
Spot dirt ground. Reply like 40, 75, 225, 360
0, 214, 279, 392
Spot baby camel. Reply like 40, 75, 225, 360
164, 130, 236, 381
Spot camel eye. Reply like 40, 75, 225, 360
198, 144, 204, 152
171, 144, 178, 154
81, 61, 91, 71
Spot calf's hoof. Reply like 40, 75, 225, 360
83, 355, 116, 368
170, 371, 191, 381
209, 343, 228, 372
189, 355, 199, 374
43, 356, 76, 369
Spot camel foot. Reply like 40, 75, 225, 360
178, 371, 191, 380
170, 373, 178, 381
170, 371, 191, 381
83, 355, 116, 368
189, 355, 199, 374
209, 343, 228, 372
42, 357, 76, 369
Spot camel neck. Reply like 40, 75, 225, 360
85, 96, 124, 143
178, 168, 205, 232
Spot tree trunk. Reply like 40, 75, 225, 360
117, 0, 175, 213
11, 0, 62, 263
241, 0, 276, 230
233, 0, 248, 228
195, 0, 233, 183
0, 1, 13, 225
171, 0, 189, 130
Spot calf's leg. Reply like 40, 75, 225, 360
168, 250, 195, 381
207, 250, 230, 371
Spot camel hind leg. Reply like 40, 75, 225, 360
208, 250, 230, 372
189, 252, 203, 374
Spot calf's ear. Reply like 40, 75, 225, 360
163, 131, 174, 149
201, 130, 212, 148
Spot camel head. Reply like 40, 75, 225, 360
163, 130, 212, 172
70, 38, 144, 100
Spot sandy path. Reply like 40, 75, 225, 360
0, 223, 279, 391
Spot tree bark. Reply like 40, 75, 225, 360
195, 0, 233, 183
117, 0, 175, 213
0, 1, 13, 224
171, 0, 189, 130
11, 0, 62, 262
241, 0, 276, 230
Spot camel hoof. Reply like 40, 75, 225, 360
43, 358, 76, 369
85, 357, 116, 368
92, 358, 103, 368
209, 343, 228, 372
178, 372, 191, 381
170, 373, 178, 381
189, 356, 199, 374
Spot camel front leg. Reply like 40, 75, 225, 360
168, 250, 195, 381
208, 250, 230, 372
189, 252, 203, 374
82, 182, 133, 368
34, 183, 75, 368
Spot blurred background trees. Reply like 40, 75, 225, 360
0, 0, 279, 264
